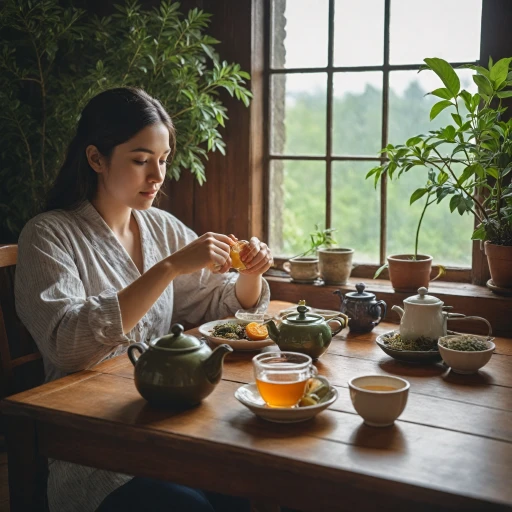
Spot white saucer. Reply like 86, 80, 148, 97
234, 383, 338, 423
198, 319, 275, 351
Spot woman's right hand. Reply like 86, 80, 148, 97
167, 232, 235, 276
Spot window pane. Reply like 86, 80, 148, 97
333, 72, 382, 156
271, 0, 329, 69
332, 161, 380, 263
387, 176, 473, 267
390, 0, 482, 65
334, 0, 384, 66
268, 160, 326, 257
271, 73, 327, 156
388, 69, 477, 146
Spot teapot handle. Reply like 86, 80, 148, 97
328, 313, 348, 336
446, 314, 493, 337
127, 343, 146, 366
370, 300, 387, 326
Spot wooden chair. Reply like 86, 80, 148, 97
1, 244, 48, 511
0, 245, 44, 399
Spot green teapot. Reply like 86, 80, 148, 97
266, 302, 348, 360
128, 324, 233, 407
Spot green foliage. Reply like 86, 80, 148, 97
367, 57, 512, 247
0, 0, 252, 240
295, 223, 337, 258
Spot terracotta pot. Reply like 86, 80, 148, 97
283, 257, 319, 283
485, 242, 512, 288
318, 248, 354, 285
387, 254, 432, 292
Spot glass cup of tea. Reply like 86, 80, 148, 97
252, 352, 318, 408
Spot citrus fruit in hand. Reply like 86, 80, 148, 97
230, 240, 249, 270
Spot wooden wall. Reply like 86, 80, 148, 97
472, 0, 512, 284
158, 0, 266, 241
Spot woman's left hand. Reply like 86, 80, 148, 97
235, 236, 274, 276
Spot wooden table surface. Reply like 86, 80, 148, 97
3, 301, 512, 511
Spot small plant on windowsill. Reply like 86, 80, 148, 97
367, 56, 512, 292
371, 188, 446, 292
283, 225, 336, 283
286, 224, 355, 286
295, 224, 337, 258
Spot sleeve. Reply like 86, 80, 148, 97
15, 221, 129, 374
168, 221, 270, 326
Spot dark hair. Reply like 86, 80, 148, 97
45, 87, 175, 211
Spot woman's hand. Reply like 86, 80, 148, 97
167, 232, 235, 276
237, 236, 274, 276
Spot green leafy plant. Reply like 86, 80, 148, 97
0, 0, 252, 240
372, 188, 447, 279
294, 224, 337, 258
367, 56, 512, 250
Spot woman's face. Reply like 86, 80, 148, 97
93, 122, 171, 210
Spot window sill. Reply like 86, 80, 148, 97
265, 274, 512, 337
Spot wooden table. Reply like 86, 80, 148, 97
3, 301, 512, 511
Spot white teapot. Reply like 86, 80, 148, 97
391, 287, 492, 341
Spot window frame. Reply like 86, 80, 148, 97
263, 0, 487, 284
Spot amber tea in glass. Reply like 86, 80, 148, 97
253, 352, 317, 407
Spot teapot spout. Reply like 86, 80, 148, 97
391, 305, 405, 319
265, 320, 280, 344
203, 344, 233, 385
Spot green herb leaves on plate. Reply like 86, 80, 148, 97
211, 322, 249, 340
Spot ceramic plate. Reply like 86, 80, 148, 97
235, 383, 338, 423
198, 319, 275, 351
376, 330, 443, 364
277, 307, 342, 321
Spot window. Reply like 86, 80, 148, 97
267, 0, 483, 273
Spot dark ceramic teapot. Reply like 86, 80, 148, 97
128, 324, 232, 407
334, 283, 387, 333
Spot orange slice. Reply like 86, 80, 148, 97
245, 322, 269, 341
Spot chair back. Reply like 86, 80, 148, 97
0, 245, 44, 398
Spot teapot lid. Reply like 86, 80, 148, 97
285, 301, 323, 324
153, 324, 203, 350
404, 287, 443, 305
345, 282, 375, 301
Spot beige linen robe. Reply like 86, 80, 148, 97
15, 200, 270, 512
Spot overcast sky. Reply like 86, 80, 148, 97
279, 0, 482, 96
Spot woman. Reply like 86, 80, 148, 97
15, 87, 273, 512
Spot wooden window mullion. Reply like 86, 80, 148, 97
325, 0, 335, 229
380, 0, 391, 265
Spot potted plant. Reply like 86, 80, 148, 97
367, 56, 512, 291
283, 224, 336, 283
371, 189, 445, 292
318, 245, 355, 286
0, 0, 252, 242
290, 223, 355, 286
